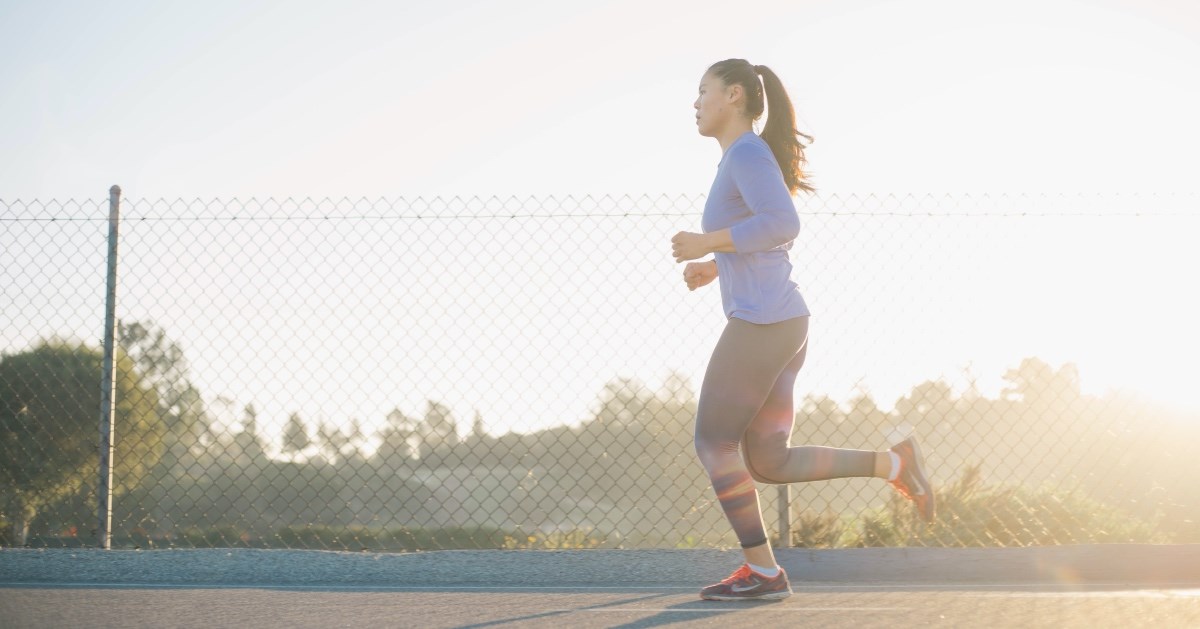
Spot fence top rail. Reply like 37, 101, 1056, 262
2, 191, 1197, 221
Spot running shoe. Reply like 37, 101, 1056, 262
699, 564, 792, 601
889, 436, 936, 523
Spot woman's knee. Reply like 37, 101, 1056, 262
693, 434, 719, 472
742, 438, 788, 484
694, 433, 742, 477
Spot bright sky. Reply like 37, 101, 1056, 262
3, 0, 1199, 440
3, 0, 1200, 199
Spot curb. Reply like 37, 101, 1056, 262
1, 545, 1197, 588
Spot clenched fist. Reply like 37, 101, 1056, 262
682, 260, 718, 291
671, 231, 712, 263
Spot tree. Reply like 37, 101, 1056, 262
894, 379, 956, 437
646, 371, 697, 434
316, 419, 351, 464
1002, 357, 1081, 409
231, 403, 265, 465
471, 410, 486, 441
418, 400, 459, 455
281, 413, 312, 458
595, 377, 651, 427
376, 408, 418, 462
0, 341, 164, 545
846, 388, 891, 436
343, 418, 367, 463
118, 321, 211, 467
798, 394, 845, 430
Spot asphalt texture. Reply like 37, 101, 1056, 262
2, 545, 1198, 628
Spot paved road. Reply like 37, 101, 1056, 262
2, 546, 1198, 628
4, 583, 1199, 628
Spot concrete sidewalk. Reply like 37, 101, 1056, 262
2, 545, 1198, 588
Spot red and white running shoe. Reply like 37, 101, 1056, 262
700, 564, 792, 601
889, 436, 936, 523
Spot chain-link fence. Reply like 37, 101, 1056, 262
2, 190, 1198, 550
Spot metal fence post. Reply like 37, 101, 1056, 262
98, 185, 121, 549
777, 484, 791, 548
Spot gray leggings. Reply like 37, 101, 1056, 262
694, 316, 875, 549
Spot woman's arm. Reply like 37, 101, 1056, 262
703, 229, 736, 253
726, 144, 800, 253
672, 229, 733, 262
672, 144, 799, 262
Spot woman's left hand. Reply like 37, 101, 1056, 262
672, 231, 711, 263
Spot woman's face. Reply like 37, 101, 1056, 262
693, 72, 736, 138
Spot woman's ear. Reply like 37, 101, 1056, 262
726, 83, 743, 105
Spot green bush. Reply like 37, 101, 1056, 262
272, 525, 610, 551
855, 464, 1169, 547
785, 511, 851, 548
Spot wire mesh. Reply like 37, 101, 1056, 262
2, 192, 1198, 550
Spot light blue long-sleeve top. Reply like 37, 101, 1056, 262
701, 131, 810, 324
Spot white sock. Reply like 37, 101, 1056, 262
887, 451, 902, 481
748, 562, 780, 577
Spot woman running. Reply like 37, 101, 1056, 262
671, 58, 935, 602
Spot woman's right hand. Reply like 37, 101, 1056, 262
683, 260, 718, 291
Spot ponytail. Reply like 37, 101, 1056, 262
707, 59, 814, 195
754, 65, 814, 195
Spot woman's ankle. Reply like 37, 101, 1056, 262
873, 451, 893, 478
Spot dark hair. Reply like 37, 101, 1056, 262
706, 59, 814, 195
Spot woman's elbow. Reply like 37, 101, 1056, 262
780, 213, 800, 242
